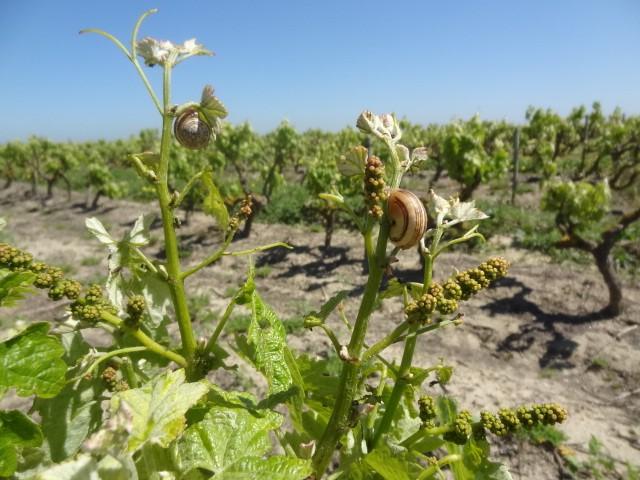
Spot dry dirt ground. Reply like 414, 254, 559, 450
1, 184, 639, 479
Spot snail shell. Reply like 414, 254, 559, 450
173, 108, 211, 150
388, 189, 427, 249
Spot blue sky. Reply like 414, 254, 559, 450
1, 1, 639, 142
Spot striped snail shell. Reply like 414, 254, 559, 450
173, 108, 211, 150
388, 189, 427, 249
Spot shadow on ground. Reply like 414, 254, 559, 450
482, 277, 613, 369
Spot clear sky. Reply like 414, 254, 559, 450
1, 1, 639, 142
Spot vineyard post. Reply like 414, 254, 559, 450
511, 127, 520, 205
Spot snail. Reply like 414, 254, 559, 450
387, 189, 427, 249
173, 108, 211, 150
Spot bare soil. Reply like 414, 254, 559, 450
1, 184, 639, 479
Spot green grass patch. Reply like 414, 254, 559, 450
80, 256, 102, 267
516, 424, 567, 447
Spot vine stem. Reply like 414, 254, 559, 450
371, 251, 435, 447
99, 311, 187, 367
312, 138, 404, 478
67, 346, 147, 384
361, 321, 410, 362
311, 221, 390, 477
417, 454, 462, 480
401, 424, 451, 449
156, 57, 197, 368
204, 287, 241, 355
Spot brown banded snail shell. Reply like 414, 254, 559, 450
388, 189, 427, 249
173, 108, 211, 150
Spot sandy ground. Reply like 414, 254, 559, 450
1, 184, 639, 479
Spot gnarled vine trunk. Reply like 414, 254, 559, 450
592, 245, 622, 317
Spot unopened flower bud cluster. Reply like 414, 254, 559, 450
0, 242, 117, 324
364, 156, 387, 218
101, 365, 129, 392
417, 395, 567, 446
125, 295, 147, 328
405, 257, 509, 324
70, 284, 117, 324
480, 403, 568, 437
228, 195, 253, 232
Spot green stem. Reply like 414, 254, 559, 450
181, 234, 234, 280
371, 323, 419, 448
372, 253, 435, 447
121, 357, 140, 388
417, 454, 462, 480
311, 137, 403, 477
133, 246, 163, 278
182, 240, 290, 280
401, 425, 451, 449
422, 254, 433, 294
99, 311, 187, 367
129, 9, 163, 114
156, 60, 197, 367
320, 324, 343, 356
204, 289, 240, 355
225, 241, 292, 257
68, 346, 147, 384
361, 321, 410, 362
365, 363, 388, 433
174, 170, 206, 208
311, 219, 390, 477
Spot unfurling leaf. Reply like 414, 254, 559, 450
429, 190, 488, 228
85, 217, 116, 246
338, 145, 368, 177
200, 84, 228, 121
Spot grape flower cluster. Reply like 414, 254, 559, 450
405, 257, 509, 324
101, 365, 129, 392
364, 155, 387, 219
0, 242, 116, 324
228, 194, 253, 232
417, 394, 567, 446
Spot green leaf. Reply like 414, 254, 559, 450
0, 410, 43, 477
31, 453, 99, 480
35, 377, 103, 462
295, 354, 341, 404
201, 170, 229, 232
0, 218, 6, 232
0, 270, 35, 307
176, 404, 311, 479
364, 445, 419, 480
97, 454, 135, 480
0, 323, 66, 398
214, 456, 312, 479
110, 369, 209, 452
